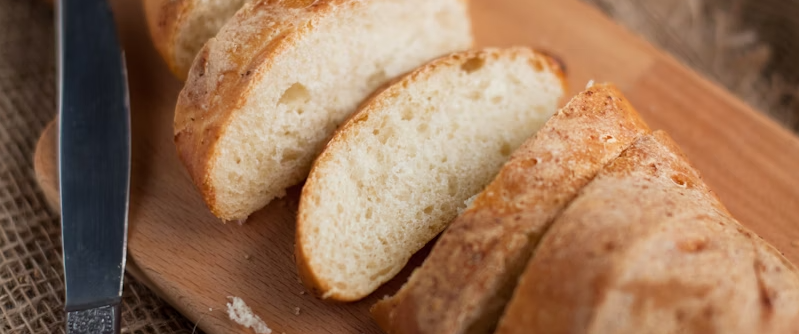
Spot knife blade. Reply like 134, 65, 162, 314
57, 0, 130, 333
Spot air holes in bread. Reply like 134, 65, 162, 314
374, 128, 394, 144
447, 176, 458, 196
671, 174, 690, 188
500, 142, 512, 156
368, 70, 388, 88
468, 91, 483, 101
677, 236, 708, 252
281, 148, 302, 163
278, 83, 311, 106
355, 114, 369, 124
296, 48, 566, 301
417, 123, 429, 133
461, 56, 485, 73
401, 109, 414, 121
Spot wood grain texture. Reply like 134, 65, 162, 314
34, 0, 799, 333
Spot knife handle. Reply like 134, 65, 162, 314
66, 304, 120, 334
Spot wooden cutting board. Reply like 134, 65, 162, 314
34, 0, 799, 333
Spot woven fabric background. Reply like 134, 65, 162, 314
586, 0, 799, 130
1, 0, 797, 333
0, 1, 197, 333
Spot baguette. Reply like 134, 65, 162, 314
371, 83, 651, 334
143, 0, 250, 80
496, 131, 799, 334
296, 47, 566, 302
174, 0, 473, 221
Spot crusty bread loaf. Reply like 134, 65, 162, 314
174, 0, 473, 221
143, 0, 250, 80
495, 131, 799, 334
371, 83, 651, 334
295, 47, 567, 302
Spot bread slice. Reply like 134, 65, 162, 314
174, 0, 473, 221
143, 0, 251, 80
295, 47, 567, 302
495, 131, 799, 334
370, 83, 651, 334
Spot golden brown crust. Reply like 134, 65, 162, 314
370, 83, 651, 334
495, 131, 799, 334
143, 0, 192, 79
173, 0, 355, 219
296, 47, 563, 302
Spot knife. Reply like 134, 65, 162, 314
57, 0, 130, 333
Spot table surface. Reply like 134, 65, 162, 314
29, 0, 799, 333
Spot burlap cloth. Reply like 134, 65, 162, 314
1, 0, 797, 333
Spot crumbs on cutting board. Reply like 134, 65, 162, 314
294, 307, 301, 315
227, 296, 272, 334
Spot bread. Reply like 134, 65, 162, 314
295, 47, 567, 302
226, 296, 271, 334
143, 0, 251, 80
371, 83, 651, 334
174, 0, 473, 221
495, 131, 799, 334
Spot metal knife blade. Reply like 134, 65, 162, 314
57, 0, 130, 333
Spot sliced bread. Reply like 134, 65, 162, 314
370, 83, 652, 334
295, 47, 567, 302
174, 0, 473, 221
143, 0, 251, 80
496, 131, 799, 334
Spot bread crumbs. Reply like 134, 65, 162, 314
227, 296, 271, 334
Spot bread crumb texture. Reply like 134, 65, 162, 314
226, 296, 272, 334
175, 0, 473, 220
297, 47, 566, 301
175, 0, 252, 78
369, 83, 652, 334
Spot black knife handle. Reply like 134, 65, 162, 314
66, 304, 120, 334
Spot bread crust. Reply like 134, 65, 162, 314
495, 131, 799, 334
295, 47, 566, 302
145, 0, 470, 80
144, 0, 254, 80
175, 0, 475, 220
370, 83, 651, 334
143, 0, 193, 80
173, 0, 361, 220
